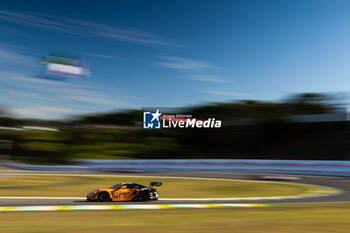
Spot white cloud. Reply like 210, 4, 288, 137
0, 10, 68, 32
206, 90, 250, 97
1, 90, 42, 99
155, 56, 218, 70
189, 74, 229, 83
84, 53, 122, 60
0, 71, 138, 118
59, 88, 136, 108
9, 106, 78, 118
0, 71, 85, 89
0, 10, 176, 46
0, 47, 35, 67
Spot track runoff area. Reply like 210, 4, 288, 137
0, 171, 348, 212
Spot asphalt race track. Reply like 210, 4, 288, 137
0, 171, 349, 207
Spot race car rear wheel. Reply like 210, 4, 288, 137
138, 192, 149, 201
98, 192, 110, 202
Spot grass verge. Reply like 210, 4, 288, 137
0, 174, 316, 198
1, 206, 350, 233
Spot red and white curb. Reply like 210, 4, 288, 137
0, 203, 278, 212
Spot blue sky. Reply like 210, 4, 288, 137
1, 0, 350, 118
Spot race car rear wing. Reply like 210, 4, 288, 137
150, 182, 162, 187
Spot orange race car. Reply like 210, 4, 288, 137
86, 182, 162, 202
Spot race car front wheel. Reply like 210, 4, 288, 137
138, 192, 149, 201
98, 192, 110, 202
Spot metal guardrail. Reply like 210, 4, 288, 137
3, 159, 350, 176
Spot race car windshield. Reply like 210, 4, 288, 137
133, 183, 147, 188
110, 183, 121, 189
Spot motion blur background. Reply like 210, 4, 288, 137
1, 0, 350, 164
3, 1, 350, 233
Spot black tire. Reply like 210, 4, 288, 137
138, 192, 149, 201
98, 192, 110, 202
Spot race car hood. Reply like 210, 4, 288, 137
87, 188, 113, 196
97, 188, 114, 192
